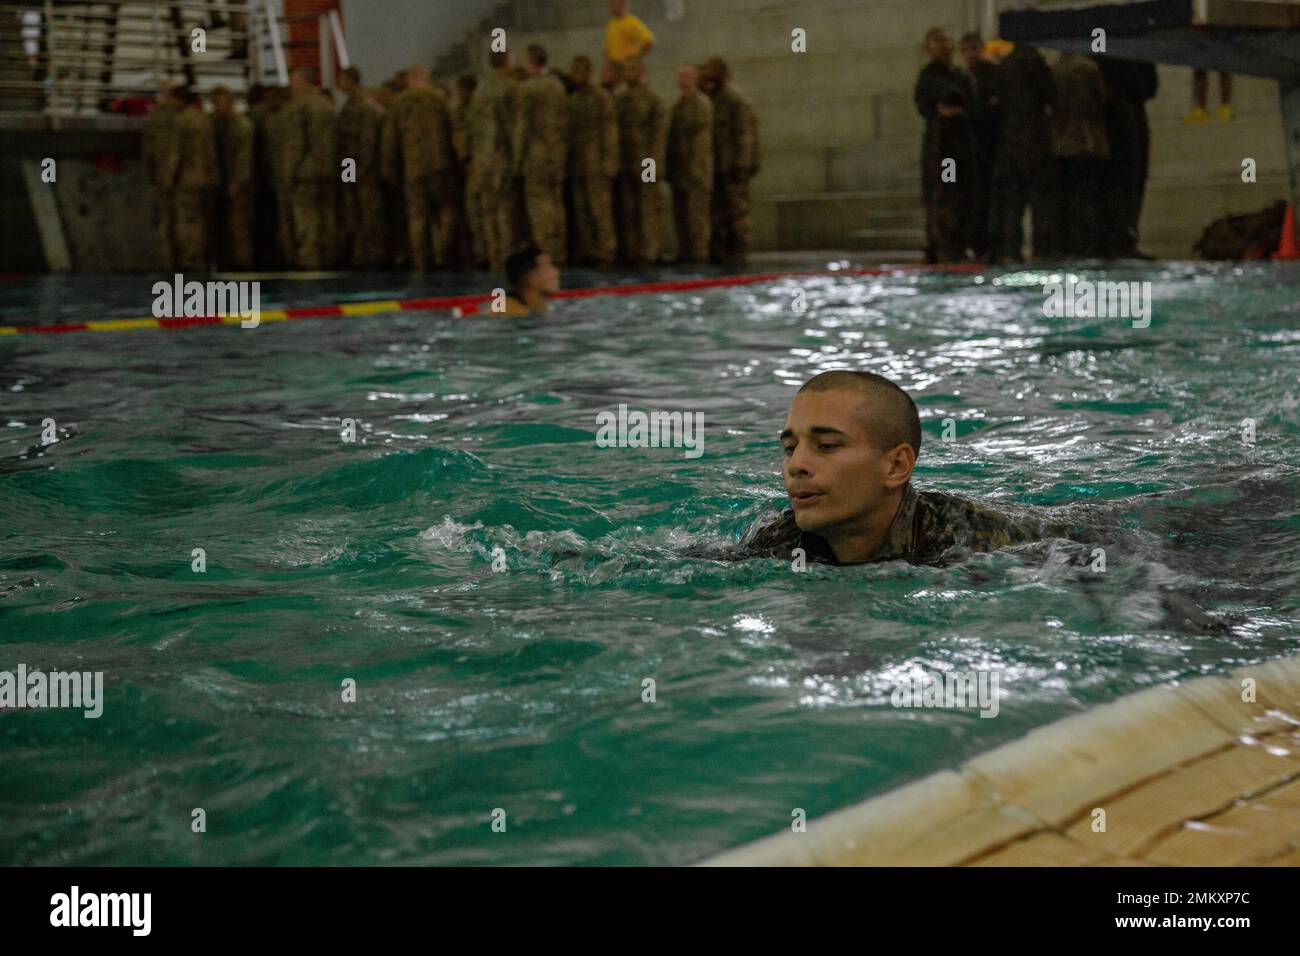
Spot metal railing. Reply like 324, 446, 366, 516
0, 0, 348, 121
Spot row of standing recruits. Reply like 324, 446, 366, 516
142, 48, 760, 274
914, 29, 1158, 263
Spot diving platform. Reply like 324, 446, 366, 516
999, 0, 1300, 204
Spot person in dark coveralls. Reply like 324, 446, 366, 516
990, 41, 1054, 262
958, 33, 999, 260
1092, 56, 1158, 258
1046, 52, 1108, 258
734, 371, 1072, 566
914, 28, 979, 263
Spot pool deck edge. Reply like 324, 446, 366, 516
699, 655, 1300, 866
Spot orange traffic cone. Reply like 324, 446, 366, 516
1276, 202, 1299, 261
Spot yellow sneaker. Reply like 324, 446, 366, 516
1218, 103, 1234, 122
1181, 107, 1210, 123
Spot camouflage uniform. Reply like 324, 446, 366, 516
143, 100, 180, 270
378, 107, 408, 268
382, 85, 457, 271
735, 482, 1075, 565
213, 110, 255, 270
568, 82, 619, 265
283, 88, 339, 270
615, 82, 667, 266
337, 90, 387, 268
707, 83, 758, 265
469, 72, 521, 270
451, 99, 483, 267
513, 71, 569, 265
667, 90, 713, 263
247, 99, 280, 268
161, 104, 219, 272
266, 102, 299, 267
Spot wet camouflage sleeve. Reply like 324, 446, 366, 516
719, 484, 1079, 566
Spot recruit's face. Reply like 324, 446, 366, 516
571, 60, 591, 87
676, 65, 697, 94
609, 0, 627, 17
780, 390, 896, 536
529, 254, 560, 296
960, 42, 981, 68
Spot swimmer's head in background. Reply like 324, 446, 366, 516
780, 370, 920, 537
505, 247, 561, 299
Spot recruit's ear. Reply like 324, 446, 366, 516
882, 442, 916, 489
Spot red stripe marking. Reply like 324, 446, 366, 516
24, 322, 90, 334
400, 294, 490, 311
10, 265, 988, 335
157, 315, 224, 328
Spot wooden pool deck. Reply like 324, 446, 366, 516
701, 655, 1300, 866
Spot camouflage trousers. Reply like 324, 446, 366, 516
172, 187, 214, 273
405, 174, 458, 271
383, 183, 408, 269
570, 174, 616, 265
220, 185, 255, 271
292, 180, 337, 271
464, 166, 493, 268
496, 176, 531, 264
523, 174, 567, 266
474, 170, 506, 271
339, 181, 387, 269
672, 183, 712, 263
617, 174, 663, 266
275, 186, 296, 268
459, 165, 485, 268
156, 187, 177, 272
253, 177, 278, 269
922, 151, 979, 263
709, 174, 751, 265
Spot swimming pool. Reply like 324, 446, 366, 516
2, 262, 1299, 865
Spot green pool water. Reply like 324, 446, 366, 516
2, 263, 1299, 865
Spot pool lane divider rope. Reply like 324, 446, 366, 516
0, 264, 986, 337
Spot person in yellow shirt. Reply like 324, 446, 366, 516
604, 0, 654, 66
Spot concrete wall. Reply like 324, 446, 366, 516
341, 0, 500, 86
436, 0, 1292, 258
0, 125, 161, 273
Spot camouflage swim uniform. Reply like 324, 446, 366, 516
737, 482, 1073, 565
